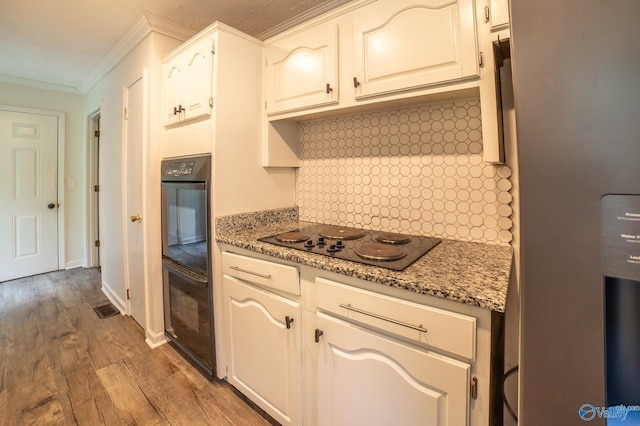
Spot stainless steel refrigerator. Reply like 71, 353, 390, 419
510, 0, 640, 424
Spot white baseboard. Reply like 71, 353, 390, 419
101, 281, 127, 313
65, 259, 84, 269
145, 329, 168, 348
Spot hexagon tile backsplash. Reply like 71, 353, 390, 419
297, 98, 513, 245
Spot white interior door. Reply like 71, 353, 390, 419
0, 109, 59, 282
124, 78, 146, 329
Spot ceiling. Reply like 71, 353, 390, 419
0, 0, 350, 94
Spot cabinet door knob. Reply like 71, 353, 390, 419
353, 77, 360, 88
314, 328, 324, 343
326, 83, 333, 94
285, 316, 294, 329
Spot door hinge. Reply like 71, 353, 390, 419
94, 240, 100, 247
94, 130, 101, 137
209, 97, 214, 107
211, 44, 216, 55
94, 185, 100, 192
470, 376, 478, 399
124, 107, 128, 120
479, 52, 484, 68
484, 5, 490, 23
126, 288, 131, 300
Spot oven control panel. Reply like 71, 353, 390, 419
163, 160, 196, 177
161, 155, 211, 181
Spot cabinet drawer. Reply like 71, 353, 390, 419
316, 277, 476, 359
222, 252, 300, 295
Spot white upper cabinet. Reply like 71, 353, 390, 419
265, 23, 339, 115
352, 0, 479, 99
162, 35, 215, 126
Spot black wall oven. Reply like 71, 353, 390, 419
161, 154, 214, 376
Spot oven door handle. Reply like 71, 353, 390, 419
162, 258, 208, 285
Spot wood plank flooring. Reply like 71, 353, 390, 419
0, 268, 272, 426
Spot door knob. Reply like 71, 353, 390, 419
130, 214, 142, 222
47, 203, 56, 209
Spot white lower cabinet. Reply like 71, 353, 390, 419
221, 250, 489, 425
316, 312, 470, 426
314, 276, 475, 426
222, 253, 302, 426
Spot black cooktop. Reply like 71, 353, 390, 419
258, 224, 441, 271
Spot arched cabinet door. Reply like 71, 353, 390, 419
265, 22, 339, 115
352, 0, 479, 99
223, 275, 302, 426
316, 312, 471, 426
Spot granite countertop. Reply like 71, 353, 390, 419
215, 208, 513, 313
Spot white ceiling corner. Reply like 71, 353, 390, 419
77, 13, 196, 94
0, 0, 353, 95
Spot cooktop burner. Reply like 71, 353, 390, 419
356, 243, 406, 261
258, 224, 441, 271
275, 231, 309, 243
319, 226, 366, 240
374, 232, 412, 245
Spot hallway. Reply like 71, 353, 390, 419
0, 268, 271, 425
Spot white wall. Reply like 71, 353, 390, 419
0, 82, 85, 269
83, 31, 183, 344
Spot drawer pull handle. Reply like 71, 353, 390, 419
338, 303, 428, 333
315, 328, 324, 343
285, 316, 294, 329
229, 266, 272, 280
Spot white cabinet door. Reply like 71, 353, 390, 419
161, 58, 182, 126
224, 275, 302, 426
316, 312, 470, 426
265, 23, 339, 115
182, 36, 214, 121
353, 0, 479, 99
162, 35, 214, 126
489, 0, 509, 30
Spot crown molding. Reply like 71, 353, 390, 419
78, 12, 194, 94
146, 13, 196, 41
256, 0, 362, 40
0, 74, 82, 95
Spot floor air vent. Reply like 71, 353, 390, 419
93, 303, 119, 319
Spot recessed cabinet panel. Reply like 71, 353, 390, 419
265, 23, 339, 115
317, 312, 470, 426
353, 0, 478, 98
273, 48, 328, 102
162, 63, 181, 125
183, 43, 214, 120
489, 0, 509, 30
